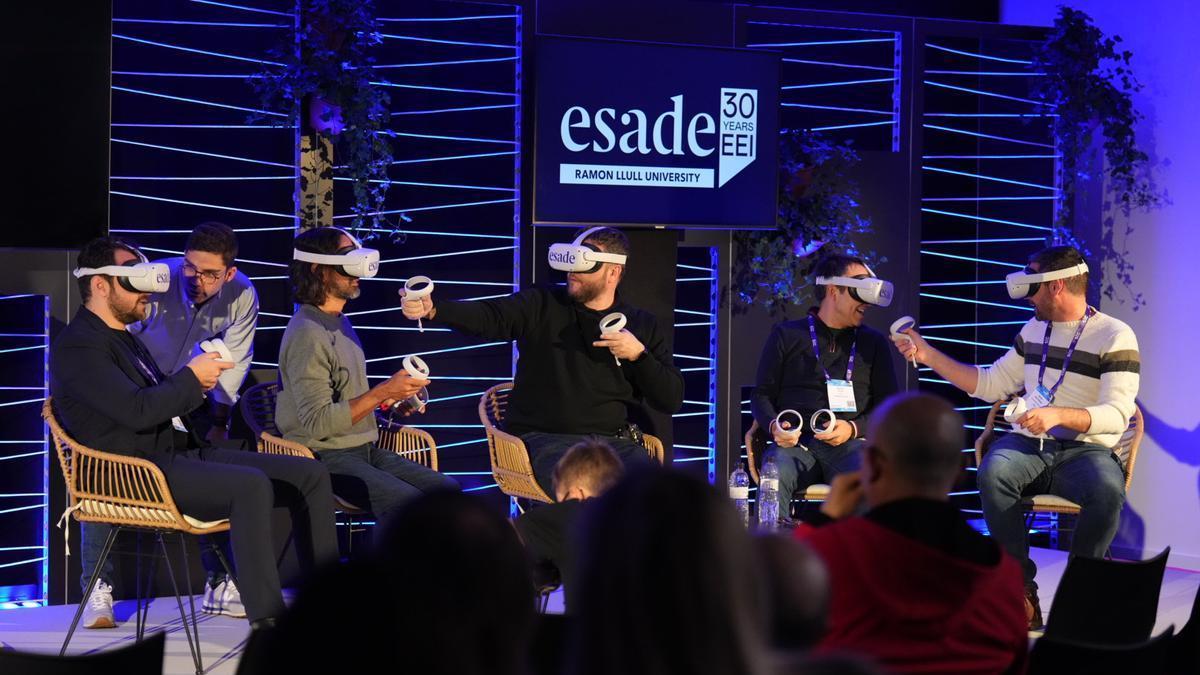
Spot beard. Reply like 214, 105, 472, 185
108, 293, 148, 324
329, 276, 361, 301
567, 274, 604, 304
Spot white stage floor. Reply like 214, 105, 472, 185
0, 547, 1194, 674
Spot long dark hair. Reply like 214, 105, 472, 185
568, 467, 769, 675
289, 227, 346, 305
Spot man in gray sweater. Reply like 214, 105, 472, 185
276, 228, 459, 533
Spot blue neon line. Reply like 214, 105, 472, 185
782, 77, 894, 90
333, 177, 515, 192
781, 57, 892, 72
948, 490, 980, 496
674, 322, 715, 327
372, 81, 517, 98
0, 493, 44, 498
674, 456, 711, 463
444, 471, 493, 476
675, 354, 712, 362
369, 278, 512, 287
0, 546, 46, 551
783, 102, 894, 115
404, 424, 484, 429
673, 411, 712, 418
0, 440, 43, 444
112, 17, 287, 27
921, 209, 1051, 232
924, 336, 1009, 350
246, 276, 286, 281
392, 150, 517, 165
390, 131, 516, 145
189, 0, 291, 16
925, 70, 1045, 76
918, 377, 954, 385
923, 154, 1061, 159
368, 375, 512, 381
0, 504, 44, 515
358, 228, 513, 240
377, 56, 519, 69
0, 295, 37, 300
111, 34, 283, 66
0, 386, 45, 390
745, 20, 893, 34
112, 123, 296, 130
0, 346, 45, 355
922, 321, 1027, 329
675, 444, 713, 451
330, 198, 516, 219
683, 400, 713, 407
920, 250, 1024, 269
380, 33, 516, 50
112, 86, 287, 117
925, 80, 1052, 107
676, 264, 711, 272
920, 293, 1034, 311
923, 124, 1055, 149
922, 196, 1056, 202
925, 43, 1032, 65
393, 103, 516, 116
747, 38, 894, 47
364, 342, 507, 364
381, 245, 515, 263
350, 325, 452, 332
0, 334, 43, 337
464, 484, 499, 492
425, 391, 487, 403
114, 71, 263, 78
0, 451, 47, 462
111, 138, 293, 168
919, 280, 1008, 287
809, 120, 894, 132
461, 293, 512, 302
922, 166, 1057, 192
0, 557, 46, 570
677, 277, 715, 282
925, 112, 1056, 118
674, 308, 710, 315
378, 14, 516, 22
923, 237, 1044, 244
112, 175, 294, 180
111, 191, 294, 219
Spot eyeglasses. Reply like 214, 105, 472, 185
181, 262, 226, 285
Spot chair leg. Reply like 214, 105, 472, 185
178, 534, 202, 652
136, 533, 162, 641
159, 534, 203, 675
208, 539, 238, 588
61, 525, 119, 656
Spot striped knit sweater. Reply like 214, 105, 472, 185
972, 309, 1140, 448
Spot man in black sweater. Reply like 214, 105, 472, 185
50, 237, 338, 629
401, 227, 684, 494
751, 253, 899, 521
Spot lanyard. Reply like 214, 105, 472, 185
1037, 306, 1094, 402
807, 314, 857, 383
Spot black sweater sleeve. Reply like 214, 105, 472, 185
431, 288, 544, 341
625, 313, 684, 414
852, 331, 900, 434
751, 323, 786, 431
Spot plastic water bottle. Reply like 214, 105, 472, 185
729, 462, 750, 528
758, 453, 780, 532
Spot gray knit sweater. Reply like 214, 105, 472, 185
276, 304, 377, 451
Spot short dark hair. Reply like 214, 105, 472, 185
813, 253, 867, 302
869, 392, 965, 490
186, 221, 238, 267
289, 227, 348, 305
1029, 245, 1089, 295
552, 439, 624, 495
75, 237, 139, 303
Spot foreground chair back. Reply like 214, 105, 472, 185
0, 629, 165, 675
1045, 546, 1170, 644
1029, 627, 1173, 674
44, 399, 231, 675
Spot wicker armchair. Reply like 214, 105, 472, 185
478, 383, 665, 504
975, 399, 1144, 542
743, 419, 831, 508
44, 399, 232, 674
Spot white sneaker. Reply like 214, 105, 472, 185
201, 578, 247, 619
82, 581, 115, 629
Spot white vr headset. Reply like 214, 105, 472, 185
815, 266, 894, 307
547, 226, 628, 273
293, 227, 380, 278
1005, 262, 1088, 299
73, 247, 170, 294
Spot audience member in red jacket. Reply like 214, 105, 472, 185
794, 392, 1028, 674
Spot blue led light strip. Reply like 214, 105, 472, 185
919, 251, 1025, 269
747, 38, 894, 47
380, 33, 516, 49
809, 120, 894, 132
781, 57, 892, 72
392, 151, 517, 165
112, 17, 288, 28
111, 191, 294, 219
925, 81, 1053, 108
782, 78, 894, 90
329, 198, 516, 219
925, 70, 1045, 76
923, 124, 1055, 149
922, 237, 1044, 244
380, 245, 515, 263
377, 56, 518, 69
925, 43, 1033, 65
393, 103, 517, 116
112, 86, 287, 117
112, 34, 283, 65
189, 0, 291, 16
920, 293, 1034, 311
377, 14, 516, 22
111, 138, 293, 168
922, 166, 1057, 192
923, 336, 1009, 350
782, 102, 894, 115
372, 81, 517, 97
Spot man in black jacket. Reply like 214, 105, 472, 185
401, 227, 684, 494
50, 237, 338, 629
751, 253, 899, 521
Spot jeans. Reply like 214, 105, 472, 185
319, 443, 460, 532
766, 437, 865, 519
79, 524, 233, 593
978, 433, 1126, 589
521, 432, 651, 497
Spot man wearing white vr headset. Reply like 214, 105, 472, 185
893, 245, 1140, 630
276, 227, 458, 533
51, 237, 338, 631
401, 226, 684, 496
751, 253, 899, 522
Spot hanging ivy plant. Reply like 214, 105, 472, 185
731, 129, 882, 316
250, 0, 404, 241
1031, 6, 1163, 308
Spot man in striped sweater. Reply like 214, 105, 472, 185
892, 246, 1140, 630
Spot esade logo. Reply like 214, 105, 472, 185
557, 89, 758, 190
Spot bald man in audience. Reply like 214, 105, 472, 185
793, 393, 1027, 674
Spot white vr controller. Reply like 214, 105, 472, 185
890, 315, 918, 368
403, 276, 435, 333
397, 355, 431, 413
599, 312, 626, 365
774, 409, 804, 436
810, 409, 837, 435
1003, 397, 1028, 424
199, 338, 233, 364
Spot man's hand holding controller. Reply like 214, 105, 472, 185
187, 352, 234, 391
